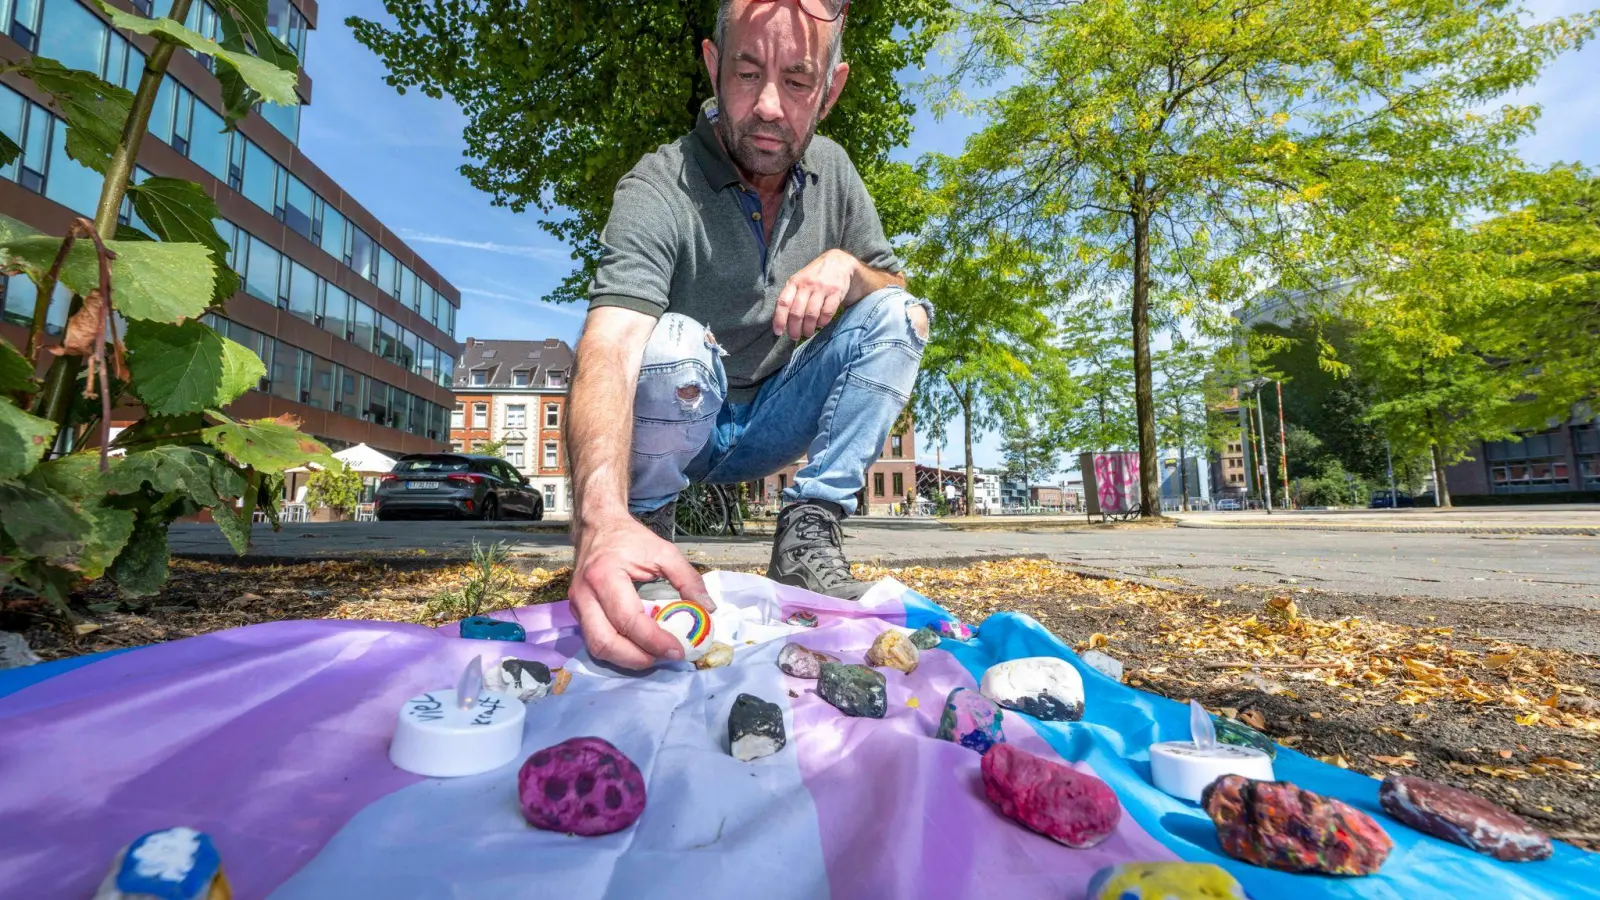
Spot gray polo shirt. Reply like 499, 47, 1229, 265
589, 99, 902, 402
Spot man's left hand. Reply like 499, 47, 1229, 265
773, 249, 859, 341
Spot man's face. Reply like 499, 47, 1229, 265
703, 1, 850, 178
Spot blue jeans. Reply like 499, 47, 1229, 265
629, 287, 931, 517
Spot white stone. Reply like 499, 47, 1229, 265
0, 631, 40, 669
731, 734, 782, 762
1079, 649, 1124, 682
979, 657, 1086, 722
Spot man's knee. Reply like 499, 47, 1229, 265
853, 287, 933, 349
636, 313, 724, 424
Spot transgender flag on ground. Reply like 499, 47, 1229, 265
0, 572, 1595, 899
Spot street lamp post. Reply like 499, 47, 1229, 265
1386, 441, 1397, 509
1255, 391, 1273, 514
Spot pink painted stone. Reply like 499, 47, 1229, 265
935, 619, 974, 641
981, 742, 1121, 848
1380, 775, 1552, 862
518, 737, 646, 836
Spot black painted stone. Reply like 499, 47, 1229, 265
908, 627, 941, 651
1013, 692, 1083, 722
818, 663, 887, 719
728, 693, 787, 761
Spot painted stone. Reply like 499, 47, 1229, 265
818, 662, 887, 718
865, 629, 920, 674
1085, 862, 1246, 900
94, 827, 230, 900
935, 687, 1006, 754
1202, 775, 1392, 875
785, 610, 819, 628
980, 657, 1085, 722
934, 619, 974, 641
1379, 775, 1552, 862
1213, 717, 1277, 759
908, 627, 941, 651
777, 642, 838, 679
693, 641, 735, 670
981, 743, 1121, 848
1079, 649, 1124, 682
728, 693, 787, 762
519, 737, 646, 836
460, 615, 526, 642
550, 667, 572, 695
486, 657, 552, 702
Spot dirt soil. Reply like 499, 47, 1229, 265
5, 556, 1598, 850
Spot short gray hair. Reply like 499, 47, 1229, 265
714, 0, 846, 87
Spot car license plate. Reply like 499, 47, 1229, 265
407, 481, 438, 490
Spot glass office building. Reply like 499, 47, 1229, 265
0, 0, 462, 457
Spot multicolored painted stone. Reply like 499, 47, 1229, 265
1085, 862, 1246, 900
94, 827, 230, 900
818, 662, 887, 718
908, 627, 941, 651
1380, 775, 1552, 862
460, 615, 526, 642
1202, 775, 1392, 875
519, 737, 646, 836
980, 657, 1085, 722
785, 610, 819, 628
934, 619, 974, 641
981, 743, 1121, 848
865, 629, 920, 674
1213, 716, 1277, 759
935, 687, 1005, 753
777, 642, 838, 679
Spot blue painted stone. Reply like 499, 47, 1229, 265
934, 687, 1005, 754
461, 615, 526, 642
106, 827, 224, 900
1085, 862, 1246, 900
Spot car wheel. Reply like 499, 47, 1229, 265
376, 511, 392, 522
479, 496, 499, 521
532, 500, 543, 521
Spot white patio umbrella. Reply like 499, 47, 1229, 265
332, 443, 397, 476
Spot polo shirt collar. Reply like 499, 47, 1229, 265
691, 97, 815, 193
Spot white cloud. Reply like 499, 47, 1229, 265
398, 230, 572, 262
458, 287, 588, 318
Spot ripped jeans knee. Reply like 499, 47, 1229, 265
632, 313, 726, 464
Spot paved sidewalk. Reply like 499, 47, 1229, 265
1175, 506, 1600, 535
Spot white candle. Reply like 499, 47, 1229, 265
390, 656, 527, 778
1150, 700, 1274, 803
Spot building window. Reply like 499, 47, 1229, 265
470, 369, 488, 387
451, 403, 464, 429
893, 472, 904, 496
547, 370, 566, 388
506, 404, 526, 429
890, 434, 904, 458
873, 472, 885, 497
545, 403, 559, 428
543, 441, 559, 468
512, 369, 530, 387
505, 446, 524, 468
544, 485, 556, 510
450, 442, 463, 452
472, 403, 488, 429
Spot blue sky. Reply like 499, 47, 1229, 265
300, 0, 1596, 470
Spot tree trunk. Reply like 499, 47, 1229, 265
1430, 442, 1453, 508
1130, 204, 1160, 517
962, 386, 975, 519
1178, 441, 1189, 512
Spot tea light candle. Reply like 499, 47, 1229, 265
1150, 700, 1274, 803
390, 656, 526, 778
650, 599, 715, 662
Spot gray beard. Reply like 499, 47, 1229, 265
714, 94, 824, 177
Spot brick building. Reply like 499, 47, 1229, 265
757, 423, 917, 515
449, 338, 574, 512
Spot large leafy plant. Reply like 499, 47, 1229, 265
0, 0, 332, 615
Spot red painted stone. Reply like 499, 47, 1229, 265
1380, 775, 1552, 862
980, 743, 1121, 848
518, 737, 646, 836
1202, 775, 1391, 875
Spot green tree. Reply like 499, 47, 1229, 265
1057, 301, 1137, 459
349, 0, 950, 303
475, 437, 508, 458
1154, 336, 1213, 510
996, 358, 1075, 498
933, 0, 1597, 516
306, 462, 365, 518
0, 0, 329, 614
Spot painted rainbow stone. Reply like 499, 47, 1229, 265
651, 599, 714, 662
1086, 862, 1247, 900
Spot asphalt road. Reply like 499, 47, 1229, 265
168, 517, 1600, 607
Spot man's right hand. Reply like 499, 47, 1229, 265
569, 515, 714, 670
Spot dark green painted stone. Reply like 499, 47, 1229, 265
1214, 716, 1278, 759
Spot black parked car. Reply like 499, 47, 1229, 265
375, 454, 544, 521
1370, 492, 1416, 509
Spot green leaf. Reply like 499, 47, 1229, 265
0, 131, 19, 168
212, 0, 301, 121
114, 223, 155, 242
126, 177, 240, 303
109, 516, 169, 598
0, 214, 215, 324
0, 480, 90, 563
211, 500, 250, 554
257, 470, 284, 528
92, 3, 299, 114
203, 417, 333, 473
110, 412, 207, 449
25, 451, 108, 502
13, 57, 134, 175
0, 402, 58, 479
105, 444, 249, 506
76, 502, 137, 580
125, 320, 264, 414
0, 337, 37, 397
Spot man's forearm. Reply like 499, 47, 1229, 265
567, 332, 642, 548
847, 256, 908, 304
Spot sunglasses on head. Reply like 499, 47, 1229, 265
749, 0, 850, 23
